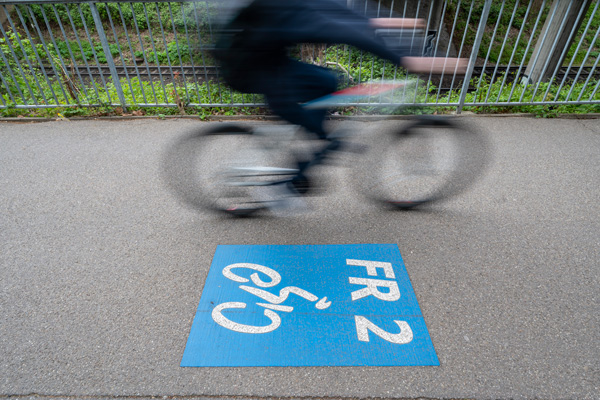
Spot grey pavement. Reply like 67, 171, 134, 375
1, 116, 599, 400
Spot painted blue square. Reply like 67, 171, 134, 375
181, 244, 438, 367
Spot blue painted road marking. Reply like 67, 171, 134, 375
181, 244, 438, 367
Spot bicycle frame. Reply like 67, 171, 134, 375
238, 78, 421, 190
304, 79, 419, 109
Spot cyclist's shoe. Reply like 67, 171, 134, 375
290, 160, 313, 195
289, 174, 311, 195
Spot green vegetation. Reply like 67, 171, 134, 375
0, 29, 261, 118
0, 61, 264, 119
322, 45, 403, 83
1, 1, 600, 118
3, 56, 598, 119
54, 40, 120, 63
8, 1, 213, 66
447, 0, 599, 66
20, 1, 214, 32
436, 74, 600, 117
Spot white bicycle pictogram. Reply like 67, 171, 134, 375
212, 263, 332, 334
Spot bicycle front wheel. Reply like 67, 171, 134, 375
365, 117, 487, 209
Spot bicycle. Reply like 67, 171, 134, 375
162, 79, 488, 217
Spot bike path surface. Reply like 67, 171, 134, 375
1, 117, 598, 399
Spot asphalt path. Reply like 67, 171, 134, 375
1, 116, 599, 400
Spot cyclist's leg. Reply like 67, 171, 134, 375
261, 60, 339, 193
264, 60, 338, 139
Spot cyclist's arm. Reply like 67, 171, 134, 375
402, 57, 468, 74
369, 17, 467, 74
286, 7, 466, 74
232, 0, 467, 74
369, 18, 425, 30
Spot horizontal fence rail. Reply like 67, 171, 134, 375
1, 0, 599, 113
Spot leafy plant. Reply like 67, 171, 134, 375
445, 0, 598, 67
22, 1, 214, 33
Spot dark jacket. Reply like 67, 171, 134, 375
215, 0, 404, 92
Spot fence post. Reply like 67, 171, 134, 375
0, 4, 13, 29
89, 1, 127, 110
456, 0, 492, 114
522, 0, 592, 84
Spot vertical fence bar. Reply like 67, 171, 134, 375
435, 0, 460, 104
416, 0, 436, 104
555, 1, 600, 102
0, 49, 22, 106
89, 1, 127, 108
0, 70, 12, 106
18, 4, 63, 105
116, 3, 145, 105
426, 0, 447, 104
26, 4, 67, 103
541, 3, 588, 102
588, 73, 600, 100
168, 2, 189, 105
519, 0, 558, 103
387, 0, 398, 98
142, 2, 168, 104
576, 51, 600, 102
0, 5, 28, 105
130, 2, 159, 105
496, 0, 533, 104
203, 0, 225, 105
154, 2, 177, 105
51, 3, 91, 104
509, 0, 547, 103
32, 5, 74, 104
78, 3, 112, 103
398, 0, 409, 101
567, 53, 600, 103
449, 0, 474, 101
191, 1, 213, 105
575, 26, 600, 101
457, 0, 492, 113
39, 4, 79, 105
532, 1, 576, 101
64, 3, 101, 104
3, 6, 47, 106
178, 2, 201, 106
478, 0, 508, 103
104, 2, 135, 106
410, 0, 425, 104
0, 46, 18, 105
205, 0, 227, 104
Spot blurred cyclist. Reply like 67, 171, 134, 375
211, 0, 466, 191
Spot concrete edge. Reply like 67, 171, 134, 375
1, 113, 599, 124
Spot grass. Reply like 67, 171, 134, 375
2, 2, 600, 119
446, 0, 600, 66
3, 69, 599, 119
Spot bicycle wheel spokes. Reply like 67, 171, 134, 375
201, 130, 278, 215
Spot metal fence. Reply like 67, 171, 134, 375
1, 0, 599, 112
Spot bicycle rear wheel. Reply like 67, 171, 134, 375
365, 117, 487, 209
163, 124, 295, 216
